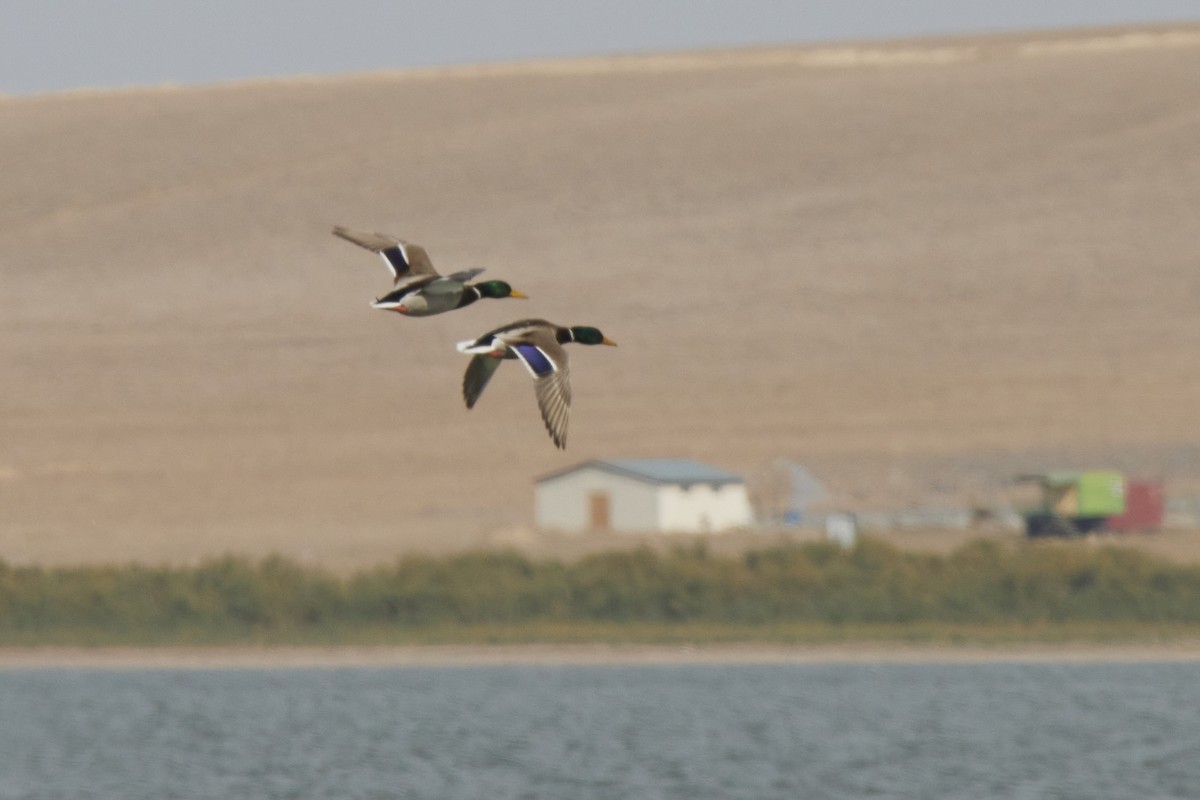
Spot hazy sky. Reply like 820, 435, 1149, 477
3, 0, 1198, 95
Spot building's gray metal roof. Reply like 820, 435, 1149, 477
537, 458, 744, 486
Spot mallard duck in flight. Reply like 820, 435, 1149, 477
332, 225, 527, 316
457, 319, 617, 449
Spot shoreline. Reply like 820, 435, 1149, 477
12, 24, 1200, 102
6, 641, 1200, 670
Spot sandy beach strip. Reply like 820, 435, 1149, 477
4, 642, 1200, 670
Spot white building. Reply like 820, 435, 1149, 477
535, 458, 753, 533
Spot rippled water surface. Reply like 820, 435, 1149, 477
1, 660, 1198, 799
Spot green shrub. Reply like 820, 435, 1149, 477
4, 537, 1200, 642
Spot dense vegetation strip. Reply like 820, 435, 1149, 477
3, 538, 1200, 645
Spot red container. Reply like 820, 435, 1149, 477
1108, 480, 1165, 533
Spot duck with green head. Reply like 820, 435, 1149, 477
332, 225, 527, 316
457, 318, 617, 449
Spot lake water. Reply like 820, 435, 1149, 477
1, 660, 1198, 799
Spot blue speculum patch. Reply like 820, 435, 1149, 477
513, 344, 554, 376
382, 246, 409, 274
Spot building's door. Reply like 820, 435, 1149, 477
588, 492, 611, 530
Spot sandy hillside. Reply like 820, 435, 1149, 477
3, 25, 1200, 568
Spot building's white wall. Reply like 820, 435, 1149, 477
535, 469, 660, 532
537, 467, 754, 533
658, 483, 753, 532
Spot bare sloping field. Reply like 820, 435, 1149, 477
3, 25, 1200, 568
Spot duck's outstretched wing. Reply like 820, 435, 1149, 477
509, 334, 572, 449
331, 225, 438, 283
463, 354, 503, 409
532, 363, 571, 449
443, 268, 486, 283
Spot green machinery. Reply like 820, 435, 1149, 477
1015, 471, 1126, 537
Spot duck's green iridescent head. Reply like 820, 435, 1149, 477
570, 326, 618, 346
476, 280, 527, 299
